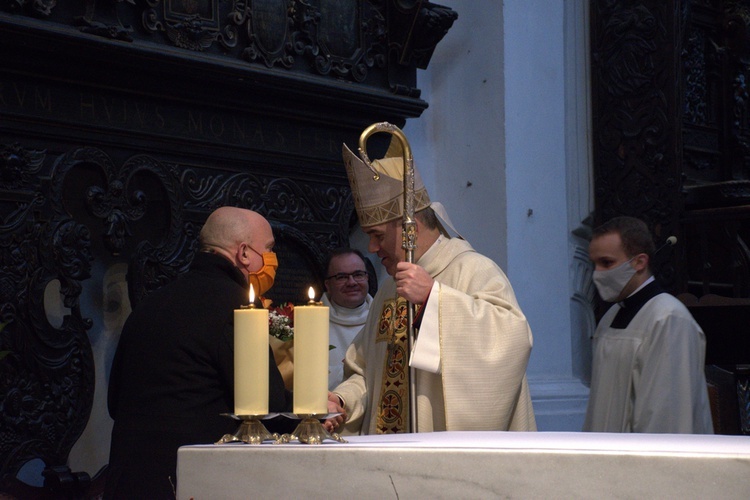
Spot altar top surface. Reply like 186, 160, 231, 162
177, 431, 750, 499
184, 430, 750, 456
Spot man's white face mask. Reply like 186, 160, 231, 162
592, 257, 636, 302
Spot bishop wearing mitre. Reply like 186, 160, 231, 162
329, 133, 536, 434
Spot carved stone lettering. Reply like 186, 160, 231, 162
0, 76, 346, 159
0, 81, 53, 113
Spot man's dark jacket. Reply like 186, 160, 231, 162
105, 252, 292, 499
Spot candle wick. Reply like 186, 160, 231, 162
241, 304, 255, 309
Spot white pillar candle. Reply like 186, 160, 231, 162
293, 287, 329, 415
234, 285, 269, 416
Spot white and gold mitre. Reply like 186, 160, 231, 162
342, 140, 431, 228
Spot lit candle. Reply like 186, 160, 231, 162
293, 286, 329, 414
234, 284, 269, 416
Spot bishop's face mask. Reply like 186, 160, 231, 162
592, 257, 636, 302
247, 248, 278, 296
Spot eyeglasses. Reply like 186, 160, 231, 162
325, 271, 369, 283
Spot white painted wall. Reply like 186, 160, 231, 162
504, 0, 572, 378
406, 1, 506, 268
407, 0, 591, 430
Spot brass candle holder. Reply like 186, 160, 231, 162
216, 414, 282, 445
278, 413, 347, 444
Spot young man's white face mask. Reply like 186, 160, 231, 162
592, 257, 636, 302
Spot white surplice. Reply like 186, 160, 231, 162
322, 293, 372, 390
584, 292, 714, 433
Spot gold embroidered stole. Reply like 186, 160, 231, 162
375, 296, 417, 433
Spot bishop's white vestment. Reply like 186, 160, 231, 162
333, 236, 536, 434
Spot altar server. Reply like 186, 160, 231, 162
322, 247, 373, 389
329, 138, 536, 434
584, 216, 713, 433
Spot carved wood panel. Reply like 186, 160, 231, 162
681, 0, 750, 298
590, 0, 685, 292
591, 0, 750, 435
0, 0, 457, 488
592, 0, 750, 297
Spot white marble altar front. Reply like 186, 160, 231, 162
176, 431, 750, 499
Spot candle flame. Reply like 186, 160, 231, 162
307, 286, 315, 301
249, 284, 255, 304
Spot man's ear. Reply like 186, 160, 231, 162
236, 243, 251, 266
633, 253, 649, 272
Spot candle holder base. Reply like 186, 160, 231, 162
279, 413, 347, 444
216, 414, 281, 445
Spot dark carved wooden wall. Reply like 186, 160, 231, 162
0, 0, 457, 492
590, 0, 685, 289
591, 0, 749, 435
592, 0, 750, 297
681, 0, 750, 298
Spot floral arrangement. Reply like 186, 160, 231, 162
264, 300, 335, 350
267, 302, 294, 342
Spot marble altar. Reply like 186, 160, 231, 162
177, 431, 750, 498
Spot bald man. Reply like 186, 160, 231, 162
105, 207, 335, 498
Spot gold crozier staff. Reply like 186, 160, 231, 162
358, 122, 418, 433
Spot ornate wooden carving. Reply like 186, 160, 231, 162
77, 0, 134, 41
0, 140, 356, 483
25, 0, 460, 93
142, 0, 237, 50
244, 0, 294, 67
680, 0, 750, 298
2, 0, 56, 17
591, 0, 685, 291
591, 0, 750, 435
0, 144, 95, 480
592, 0, 750, 296
300, 0, 384, 81
389, 0, 458, 69
0, 0, 457, 488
